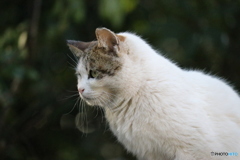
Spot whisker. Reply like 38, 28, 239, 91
93, 106, 99, 119
76, 99, 83, 124
84, 101, 89, 136
100, 108, 105, 121
79, 99, 88, 137
67, 61, 77, 70
61, 93, 79, 101
67, 54, 78, 66
64, 97, 80, 115
76, 98, 86, 136
94, 98, 109, 133
71, 51, 79, 63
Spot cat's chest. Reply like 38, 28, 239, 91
105, 104, 176, 159
106, 110, 153, 157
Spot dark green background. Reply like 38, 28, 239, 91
1, 0, 240, 159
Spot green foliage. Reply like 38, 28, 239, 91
99, 0, 139, 27
0, 0, 240, 159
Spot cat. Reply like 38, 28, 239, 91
67, 28, 240, 160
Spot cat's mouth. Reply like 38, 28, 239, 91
83, 96, 95, 101
80, 94, 94, 100
79, 91, 112, 107
80, 94, 99, 106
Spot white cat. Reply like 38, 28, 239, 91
67, 28, 240, 160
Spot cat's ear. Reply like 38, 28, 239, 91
67, 40, 91, 57
95, 28, 120, 53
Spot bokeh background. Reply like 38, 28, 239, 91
1, 0, 240, 159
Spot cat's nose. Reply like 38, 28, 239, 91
78, 88, 85, 94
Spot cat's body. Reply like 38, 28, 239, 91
67, 28, 240, 160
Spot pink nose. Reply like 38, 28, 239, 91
78, 88, 85, 94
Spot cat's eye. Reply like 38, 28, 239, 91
89, 70, 99, 79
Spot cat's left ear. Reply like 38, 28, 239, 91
95, 28, 120, 53
67, 40, 91, 57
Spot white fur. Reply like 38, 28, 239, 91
76, 32, 240, 160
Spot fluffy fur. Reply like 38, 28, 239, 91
67, 28, 240, 160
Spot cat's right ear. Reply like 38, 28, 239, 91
95, 28, 120, 53
67, 40, 90, 57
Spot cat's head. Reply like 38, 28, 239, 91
67, 28, 140, 107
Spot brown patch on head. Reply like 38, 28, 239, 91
87, 45, 122, 79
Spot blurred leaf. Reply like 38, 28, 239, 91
99, 0, 139, 28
